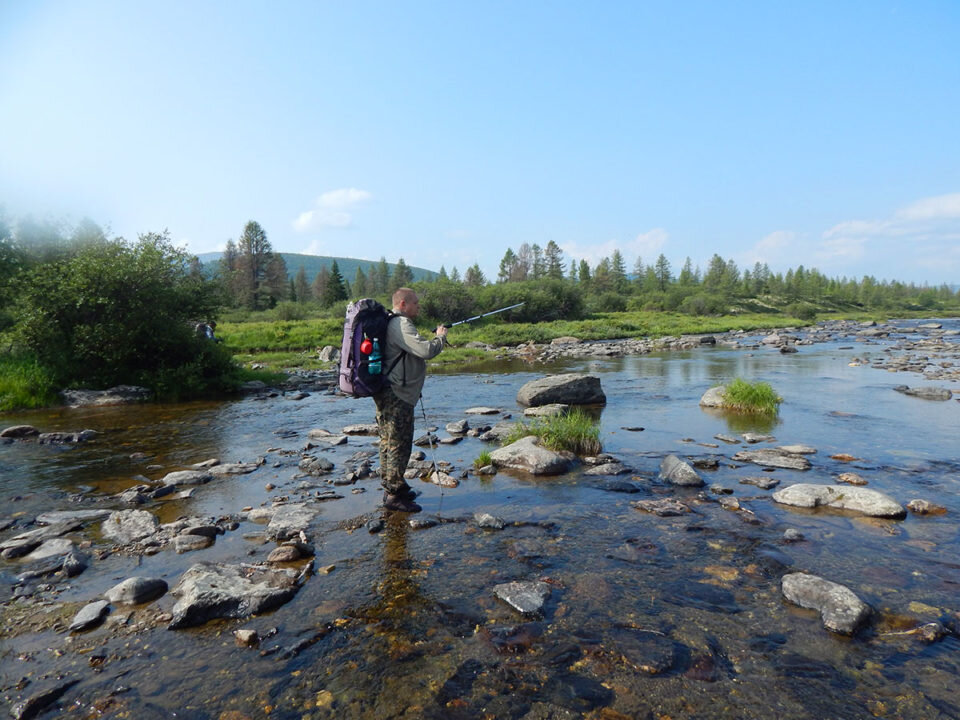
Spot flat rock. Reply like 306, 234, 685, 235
740, 476, 781, 490
209, 462, 260, 475
265, 503, 318, 540
24, 538, 75, 561
104, 577, 168, 604
101, 510, 159, 543
523, 403, 569, 417
893, 385, 953, 401
465, 406, 501, 415
493, 580, 552, 615
172, 534, 214, 553
658, 455, 703, 486
341, 423, 379, 435
781, 572, 871, 634
37, 430, 97, 444
632, 499, 691, 516
1, 522, 82, 559
0, 424, 41, 439
474, 512, 506, 530
837, 472, 868, 485
742, 433, 776, 444
69, 600, 110, 632
168, 562, 302, 629
516, 373, 605, 407
732, 449, 811, 470
584, 462, 630, 476
778, 444, 817, 455
479, 421, 518, 442
160, 470, 213, 487
489, 436, 573, 475
772, 484, 905, 518
10, 679, 80, 720
616, 629, 677, 674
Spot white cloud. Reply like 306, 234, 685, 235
896, 192, 960, 221
293, 188, 372, 232
560, 228, 668, 267
743, 191, 960, 282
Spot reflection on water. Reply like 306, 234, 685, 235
1, 323, 960, 718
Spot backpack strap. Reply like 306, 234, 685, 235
384, 314, 407, 385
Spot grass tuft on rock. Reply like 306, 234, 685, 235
473, 450, 493, 468
503, 408, 602, 456
721, 378, 782, 415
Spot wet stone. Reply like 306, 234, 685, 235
474, 512, 507, 530
446, 419, 469, 434
742, 433, 775, 443
773, 484, 906, 518
10, 679, 80, 720
781, 572, 871, 634
615, 628, 677, 674
783, 528, 806, 543
409, 516, 439, 530
101, 510, 159, 543
159, 470, 213, 486
663, 579, 741, 613
583, 462, 630, 476
298, 456, 335, 475
0, 424, 41, 439
631, 499, 691, 516
172, 534, 214, 553
481, 622, 544, 653
740, 475, 781, 490
733, 449, 811, 470
104, 577, 168, 604
494, 580, 552, 615
836, 472, 868, 485
907, 499, 947, 515
69, 600, 110, 632
596, 479, 643, 493
659, 454, 703, 486
341, 423, 379, 435
715, 433, 740, 444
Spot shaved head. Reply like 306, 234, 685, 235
392, 287, 417, 309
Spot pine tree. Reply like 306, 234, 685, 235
498, 248, 517, 283
464, 263, 486, 287
450, 266, 462, 283
545, 240, 565, 279
353, 266, 368, 298
324, 260, 348, 305
236, 220, 273, 309
390, 257, 414, 291
531, 244, 545, 279
312, 267, 330, 303
294, 265, 310, 303
610, 250, 628, 292
654, 254, 672, 291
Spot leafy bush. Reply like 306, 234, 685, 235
273, 301, 309, 322
720, 378, 782, 415
417, 280, 476, 325
787, 302, 818, 321
504, 409, 602, 456
679, 293, 727, 316
9, 232, 229, 397
588, 292, 627, 312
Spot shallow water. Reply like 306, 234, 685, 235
1, 320, 959, 718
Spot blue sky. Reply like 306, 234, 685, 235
2, 0, 959, 284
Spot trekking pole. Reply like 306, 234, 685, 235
443, 302, 525, 328
418, 396, 445, 515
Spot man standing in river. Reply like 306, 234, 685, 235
374, 287, 447, 513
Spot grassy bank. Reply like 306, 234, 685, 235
0, 354, 59, 411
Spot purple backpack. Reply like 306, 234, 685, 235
338, 299, 402, 397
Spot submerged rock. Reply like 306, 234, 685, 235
773, 484, 905, 518
490, 436, 573, 475
631, 499, 691, 516
658, 455, 704, 486
893, 385, 953, 401
781, 572, 871, 634
37, 430, 97, 444
516, 373, 606, 407
60, 385, 151, 408
906, 499, 947, 515
584, 462, 630, 476
168, 562, 302, 629
265, 504, 318, 540
341, 423, 379, 435
493, 580, 552, 615
740, 476, 780, 490
160, 470, 213, 487
474, 512, 506, 530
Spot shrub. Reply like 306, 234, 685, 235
0, 352, 58, 410
9, 232, 229, 396
721, 378, 782, 415
787, 302, 818, 322
679, 293, 727, 316
273, 301, 308, 322
588, 292, 627, 313
504, 409, 602, 456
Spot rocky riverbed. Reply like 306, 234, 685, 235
1, 318, 958, 719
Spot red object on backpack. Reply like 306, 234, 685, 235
360, 338, 373, 355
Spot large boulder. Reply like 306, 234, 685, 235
168, 562, 303, 629
105, 577, 169, 604
698, 386, 727, 408
489, 436, 573, 475
0, 425, 41, 439
772, 484, 905, 518
781, 572, 871, 634
516, 374, 605, 407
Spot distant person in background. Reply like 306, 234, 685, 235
195, 321, 220, 342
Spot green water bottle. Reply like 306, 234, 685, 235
369, 338, 382, 375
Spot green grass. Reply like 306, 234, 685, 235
720, 378, 782, 415
473, 450, 493, 468
0, 353, 59, 411
504, 408, 602, 456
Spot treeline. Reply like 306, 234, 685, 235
416, 242, 959, 322
218, 220, 417, 310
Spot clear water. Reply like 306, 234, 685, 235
1, 321, 959, 719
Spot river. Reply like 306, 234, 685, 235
1, 319, 959, 719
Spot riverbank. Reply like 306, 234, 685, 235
1, 318, 958, 718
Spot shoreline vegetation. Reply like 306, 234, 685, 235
2, 215, 959, 412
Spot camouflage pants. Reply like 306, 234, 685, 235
373, 386, 415, 495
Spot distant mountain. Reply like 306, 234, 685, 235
196, 252, 437, 284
